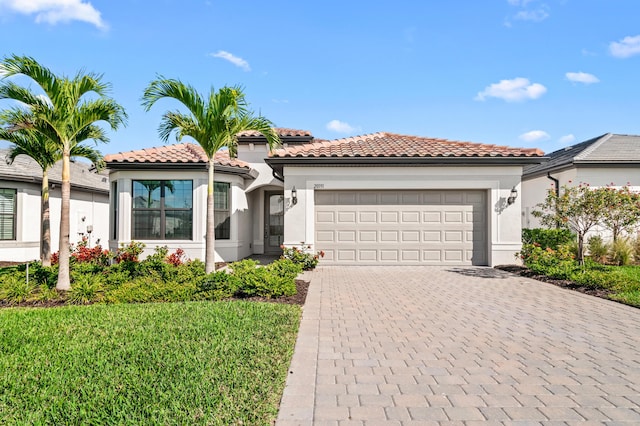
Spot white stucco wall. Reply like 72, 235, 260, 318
109, 169, 253, 262
0, 179, 109, 262
281, 165, 524, 266
522, 167, 640, 230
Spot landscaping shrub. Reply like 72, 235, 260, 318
520, 243, 576, 279
0, 272, 34, 303
105, 272, 196, 304
29, 262, 58, 289
114, 241, 146, 263
69, 275, 104, 304
522, 228, 575, 250
610, 237, 634, 266
229, 259, 299, 298
587, 235, 609, 263
281, 245, 324, 270
196, 270, 241, 300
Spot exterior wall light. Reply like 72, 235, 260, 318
291, 186, 298, 205
507, 186, 518, 205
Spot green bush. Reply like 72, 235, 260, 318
70, 262, 105, 282
229, 259, 298, 298
105, 272, 196, 304
0, 273, 35, 303
28, 262, 59, 289
522, 228, 575, 249
69, 275, 104, 304
281, 246, 324, 270
196, 270, 241, 300
587, 235, 609, 263
521, 243, 577, 279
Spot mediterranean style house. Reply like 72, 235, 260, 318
105, 129, 544, 266
0, 148, 109, 262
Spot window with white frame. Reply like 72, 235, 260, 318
0, 189, 16, 240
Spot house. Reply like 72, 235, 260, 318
522, 133, 640, 229
105, 129, 545, 266
0, 148, 110, 262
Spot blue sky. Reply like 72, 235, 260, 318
1, 0, 640, 155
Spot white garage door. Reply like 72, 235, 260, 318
315, 190, 487, 265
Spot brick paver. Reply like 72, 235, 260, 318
276, 267, 640, 425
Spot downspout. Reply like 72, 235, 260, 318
546, 172, 559, 198
547, 172, 560, 228
272, 169, 284, 182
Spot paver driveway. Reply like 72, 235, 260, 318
277, 266, 640, 425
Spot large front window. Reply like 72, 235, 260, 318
0, 189, 16, 240
132, 180, 192, 240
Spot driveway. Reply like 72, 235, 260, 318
277, 266, 640, 425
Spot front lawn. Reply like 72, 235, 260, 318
0, 301, 301, 425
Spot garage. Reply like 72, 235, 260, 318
315, 189, 487, 265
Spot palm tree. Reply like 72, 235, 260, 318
0, 55, 127, 290
142, 79, 280, 273
0, 125, 105, 266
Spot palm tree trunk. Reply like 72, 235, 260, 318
205, 158, 216, 274
56, 150, 71, 290
41, 171, 51, 267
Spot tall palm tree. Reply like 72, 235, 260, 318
142, 79, 280, 273
0, 125, 105, 266
0, 55, 127, 290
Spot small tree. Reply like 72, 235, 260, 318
597, 185, 640, 242
533, 183, 609, 264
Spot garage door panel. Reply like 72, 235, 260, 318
380, 230, 399, 242
401, 211, 420, 223
359, 211, 377, 222
359, 230, 377, 242
380, 211, 399, 223
337, 211, 356, 223
315, 190, 487, 265
423, 212, 441, 223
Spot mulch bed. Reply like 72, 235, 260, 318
495, 264, 615, 300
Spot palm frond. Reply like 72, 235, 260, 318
69, 144, 105, 171
142, 77, 205, 121
0, 55, 60, 101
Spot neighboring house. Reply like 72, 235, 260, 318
0, 148, 110, 262
106, 129, 544, 266
522, 133, 640, 229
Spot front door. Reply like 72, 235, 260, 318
265, 192, 284, 254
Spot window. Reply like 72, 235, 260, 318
111, 181, 118, 240
214, 182, 230, 240
0, 189, 16, 240
132, 180, 192, 240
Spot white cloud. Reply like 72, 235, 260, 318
514, 8, 549, 22
475, 77, 547, 102
559, 134, 576, 145
326, 119, 359, 134
519, 130, 550, 142
565, 72, 599, 84
0, 0, 107, 29
210, 50, 251, 71
610, 35, 640, 58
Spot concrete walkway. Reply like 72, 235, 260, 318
277, 266, 640, 425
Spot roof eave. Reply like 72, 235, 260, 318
106, 161, 257, 179
266, 155, 548, 173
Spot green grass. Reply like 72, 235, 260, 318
0, 301, 301, 425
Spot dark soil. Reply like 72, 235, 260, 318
495, 264, 615, 300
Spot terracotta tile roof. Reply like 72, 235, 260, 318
104, 143, 250, 169
238, 128, 312, 137
271, 132, 544, 158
